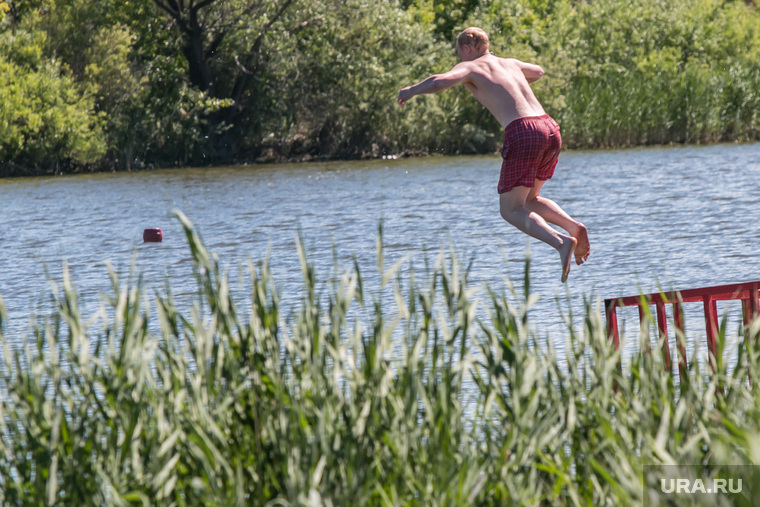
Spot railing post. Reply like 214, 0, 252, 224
673, 301, 687, 381
605, 299, 623, 393
742, 284, 759, 344
742, 285, 759, 387
703, 296, 719, 372
638, 304, 651, 354
605, 299, 620, 350
742, 299, 752, 342
656, 301, 671, 372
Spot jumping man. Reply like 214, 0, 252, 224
397, 27, 590, 282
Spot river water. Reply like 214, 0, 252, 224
1, 143, 759, 362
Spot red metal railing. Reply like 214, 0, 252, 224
605, 281, 760, 375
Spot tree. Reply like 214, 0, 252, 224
152, 0, 296, 119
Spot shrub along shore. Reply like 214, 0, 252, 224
1, 212, 759, 505
1, 0, 759, 177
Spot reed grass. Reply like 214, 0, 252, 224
1, 211, 760, 505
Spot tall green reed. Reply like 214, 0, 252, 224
1, 211, 760, 505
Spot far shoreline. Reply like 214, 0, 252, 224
2, 139, 758, 180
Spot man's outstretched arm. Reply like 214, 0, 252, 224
397, 64, 471, 105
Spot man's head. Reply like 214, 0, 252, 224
456, 27, 490, 61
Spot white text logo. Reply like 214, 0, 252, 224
660, 478, 742, 494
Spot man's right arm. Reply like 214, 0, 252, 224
398, 64, 471, 105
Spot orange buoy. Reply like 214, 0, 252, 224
143, 228, 163, 242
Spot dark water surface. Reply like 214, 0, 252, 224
1, 143, 759, 361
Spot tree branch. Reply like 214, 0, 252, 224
248, 0, 295, 57
153, 0, 190, 32
191, 0, 220, 15
153, 0, 179, 18
230, 0, 296, 105
240, 1, 264, 19
206, 31, 226, 59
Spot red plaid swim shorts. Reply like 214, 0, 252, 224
497, 114, 562, 194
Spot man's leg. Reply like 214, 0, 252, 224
499, 185, 576, 282
524, 180, 590, 265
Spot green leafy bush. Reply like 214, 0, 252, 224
0, 56, 105, 174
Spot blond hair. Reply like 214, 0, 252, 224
457, 27, 490, 52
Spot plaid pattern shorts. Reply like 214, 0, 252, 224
497, 114, 562, 194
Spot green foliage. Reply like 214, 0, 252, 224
83, 20, 232, 168
84, 25, 146, 155
538, 0, 760, 147
255, 0, 501, 159
256, 0, 458, 159
0, 3, 107, 174
0, 27, 105, 175
404, 0, 480, 39
37, 0, 110, 78
2, 214, 760, 504
1, 0, 759, 173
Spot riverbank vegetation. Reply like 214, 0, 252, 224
1, 213, 760, 504
1, 0, 759, 176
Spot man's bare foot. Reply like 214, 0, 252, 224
571, 223, 590, 265
560, 236, 577, 283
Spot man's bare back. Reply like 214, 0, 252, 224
397, 27, 590, 282
455, 55, 547, 129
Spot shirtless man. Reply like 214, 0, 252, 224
397, 27, 590, 282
